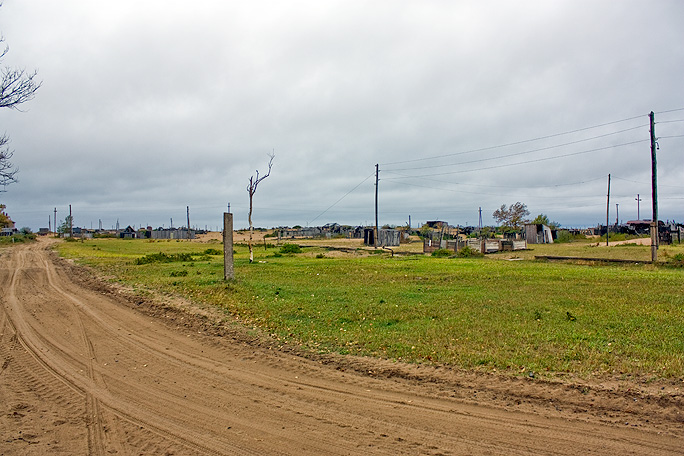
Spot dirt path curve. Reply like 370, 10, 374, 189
1, 241, 682, 455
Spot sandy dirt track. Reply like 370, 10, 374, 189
1, 240, 683, 455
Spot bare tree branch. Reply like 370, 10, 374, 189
247, 153, 275, 263
0, 13, 41, 190
0, 66, 41, 109
0, 134, 17, 188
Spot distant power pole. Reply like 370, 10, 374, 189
606, 174, 610, 246
616, 203, 619, 226
374, 164, 379, 248
650, 111, 658, 262
69, 204, 73, 238
635, 194, 642, 220
187, 206, 191, 239
478, 207, 483, 231
53, 207, 57, 237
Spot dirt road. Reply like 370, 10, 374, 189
1, 241, 682, 455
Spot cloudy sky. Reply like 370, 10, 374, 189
1, 1, 683, 231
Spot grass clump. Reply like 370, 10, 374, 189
280, 243, 302, 254
456, 246, 483, 258
134, 252, 194, 265
667, 253, 684, 267
0, 233, 36, 245
431, 248, 453, 258
554, 230, 587, 243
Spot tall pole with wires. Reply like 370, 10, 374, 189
606, 174, 610, 246
650, 111, 658, 262
375, 164, 379, 248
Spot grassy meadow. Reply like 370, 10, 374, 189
56, 237, 684, 380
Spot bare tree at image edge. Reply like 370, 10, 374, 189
0, 7, 42, 188
247, 153, 274, 263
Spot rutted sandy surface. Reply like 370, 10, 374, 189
1, 240, 682, 455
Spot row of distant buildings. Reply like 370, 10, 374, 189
42, 225, 204, 240
27, 218, 684, 250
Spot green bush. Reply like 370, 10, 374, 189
456, 246, 483, 258
203, 248, 223, 255
0, 233, 37, 244
431, 248, 453, 258
668, 253, 684, 267
554, 230, 587, 243
280, 243, 302, 254
135, 252, 194, 265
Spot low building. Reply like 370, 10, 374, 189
364, 228, 400, 247
525, 224, 554, 244
1, 227, 17, 236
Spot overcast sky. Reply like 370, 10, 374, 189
1, 1, 683, 231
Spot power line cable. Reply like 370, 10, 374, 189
655, 107, 684, 115
379, 114, 645, 166
386, 178, 607, 200
386, 125, 646, 172
612, 175, 684, 189
656, 119, 684, 125
307, 173, 375, 225
383, 140, 648, 179
382, 173, 607, 190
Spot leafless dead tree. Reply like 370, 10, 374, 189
0, 13, 41, 189
0, 134, 17, 188
247, 153, 274, 263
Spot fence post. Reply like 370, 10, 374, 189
223, 213, 234, 280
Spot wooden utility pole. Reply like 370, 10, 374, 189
650, 111, 658, 262
69, 204, 73, 238
187, 206, 191, 239
616, 203, 619, 226
53, 207, 57, 237
374, 163, 379, 248
223, 212, 234, 280
606, 174, 610, 246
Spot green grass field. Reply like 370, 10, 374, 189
56, 237, 684, 380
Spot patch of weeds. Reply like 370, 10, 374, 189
204, 248, 223, 255
316, 253, 326, 259
456, 246, 483, 258
134, 252, 194, 265
280, 243, 302, 254
668, 253, 684, 267
431, 248, 453, 258
170, 270, 188, 277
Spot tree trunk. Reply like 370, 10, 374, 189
248, 178, 254, 263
